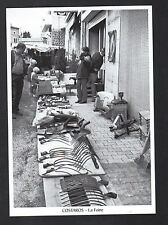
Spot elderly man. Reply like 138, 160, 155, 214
11, 42, 27, 117
88, 48, 105, 102
76, 47, 91, 104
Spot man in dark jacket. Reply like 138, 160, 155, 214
88, 48, 105, 101
76, 47, 91, 104
11, 42, 27, 116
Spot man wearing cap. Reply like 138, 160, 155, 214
76, 46, 91, 104
11, 42, 27, 116
88, 48, 105, 102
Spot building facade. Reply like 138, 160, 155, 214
65, 12, 81, 61
80, 9, 150, 118
41, 11, 66, 47
40, 9, 150, 118
11, 26, 19, 46
41, 24, 52, 45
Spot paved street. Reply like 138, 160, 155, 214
69, 92, 151, 205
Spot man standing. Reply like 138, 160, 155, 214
88, 48, 105, 102
11, 43, 27, 117
76, 47, 91, 104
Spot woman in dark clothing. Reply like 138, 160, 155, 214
76, 47, 91, 104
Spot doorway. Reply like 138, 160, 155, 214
89, 19, 106, 89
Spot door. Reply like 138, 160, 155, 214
89, 19, 106, 85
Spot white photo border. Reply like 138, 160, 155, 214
6, 5, 155, 216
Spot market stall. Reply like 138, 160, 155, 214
25, 43, 66, 72
32, 86, 118, 207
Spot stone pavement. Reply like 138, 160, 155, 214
68, 93, 152, 205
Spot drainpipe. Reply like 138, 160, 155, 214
80, 21, 86, 49
117, 16, 121, 100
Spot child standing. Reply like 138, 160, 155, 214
27, 59, 37, 82
30, 67, 40, 97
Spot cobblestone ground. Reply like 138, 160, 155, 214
69, 93, 152, 205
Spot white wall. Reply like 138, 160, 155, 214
65, 14, 80, 59
119, 10, 149, 117
105, 11, 120, 97
104, 10, 150, 118
52, 13, 66, 30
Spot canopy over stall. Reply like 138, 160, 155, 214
25, 43, 57, 53
25, 43, 66, 71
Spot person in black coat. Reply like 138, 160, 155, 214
75, 47, 91, 104
88, 48, 105, 101
11, 43, 27, 117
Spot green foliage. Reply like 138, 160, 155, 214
22, 31, 31, 38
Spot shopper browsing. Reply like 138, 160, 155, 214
88, 48, 105, 102
11, 42, 27, 117
76, 47, 91, 104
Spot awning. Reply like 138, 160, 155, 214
25, 43, 58, 52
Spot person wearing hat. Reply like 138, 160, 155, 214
76, 46, 91, 104
11, 42, 27, 117
27, 59, 37, 82
88, 48, 105, 102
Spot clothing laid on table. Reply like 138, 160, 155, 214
88, 52, 103, 100
76, 53, 91, 102
11, 50, 27, 113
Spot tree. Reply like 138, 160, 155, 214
22, 31, 31, 38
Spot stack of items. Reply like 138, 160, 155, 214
32, 95, 73, 127
34, 94, 105, 177
37, 119, 105, 177
51, 81, 66, 94
38, 95, 70, 108
60, 175, 117, 207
